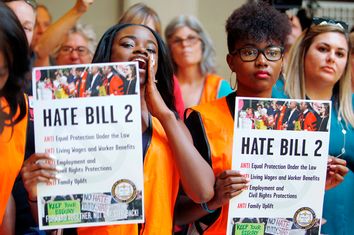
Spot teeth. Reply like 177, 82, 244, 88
133, 58, 146, 69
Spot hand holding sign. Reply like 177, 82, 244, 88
208, 170, 249, 211
325, 157, 348, 190
21, 153, 58, 202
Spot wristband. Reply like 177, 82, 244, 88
201, 202, 215, 213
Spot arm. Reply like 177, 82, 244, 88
144, 55, 214, 203
0, 195, 15, 235
175, 170, 249, 225
33, 0, 95, 66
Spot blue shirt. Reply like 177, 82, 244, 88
321, 94, 354, 235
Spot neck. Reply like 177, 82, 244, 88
237, 84, 272, 98
305, 83, 333, 100
176, 65, 203, 84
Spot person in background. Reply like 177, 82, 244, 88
0, 2, 30, 234
272, 13, 303, 98
119, 2, 185, 118
122, 64, 138, 95
284, 17, 354, 234
298, 101, 318, 131
31, 4, 51, 49
318, 103, 330, 132
165, 15, 232, 111
285, 14, 303, 65
32, 0, 95, 67
54, 23, 97, 66
21, 23, 215, 235
282, 101, 300, 130
2, 0, 36, 44
85, 65, 102, 97
118, 2, 161, 36
176, 2, 348, 234
102, 65, 124, 96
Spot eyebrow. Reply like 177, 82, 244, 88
318, 42, 347, 52
172, 34, 198, 39
239, 43, 279, 48
121, 35, 158, 47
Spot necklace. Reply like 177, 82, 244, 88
336, 116, 347, 158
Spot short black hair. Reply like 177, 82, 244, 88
92, 23, 176, 113
226, 1, 291, 53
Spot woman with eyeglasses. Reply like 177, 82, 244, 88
0, 2, 30, 233
165, 15, 232, 111
32, 0, 95, 67
175, 2, 348, 234
284, 17, 354, 235
54, 23, 97, 66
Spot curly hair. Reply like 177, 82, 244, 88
92, 23, 176, 113
225, 1, 291, 53
0, 2, 30, 134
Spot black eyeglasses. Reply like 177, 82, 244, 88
25, 0, 37, 9
230, 46, 284, 62
312, 17, 348, 32
60, 46, 90, 56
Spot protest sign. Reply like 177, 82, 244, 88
227, 97, 331, 235
32, 62, 143, 229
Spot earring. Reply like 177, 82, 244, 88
229, 71, 238, 90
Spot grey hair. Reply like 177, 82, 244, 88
165, 15, 216, 75
53, 22, 97, 57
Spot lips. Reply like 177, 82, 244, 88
255, 71, 270, 79
322, 66, 335, 73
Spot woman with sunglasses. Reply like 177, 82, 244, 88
0, 2, 30, 233
175, 2, 348, 234
284, 17, 354, 235
165, 15, 232, 112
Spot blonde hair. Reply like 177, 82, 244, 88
118, 3, 161, 35
285, 24, 354, 127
